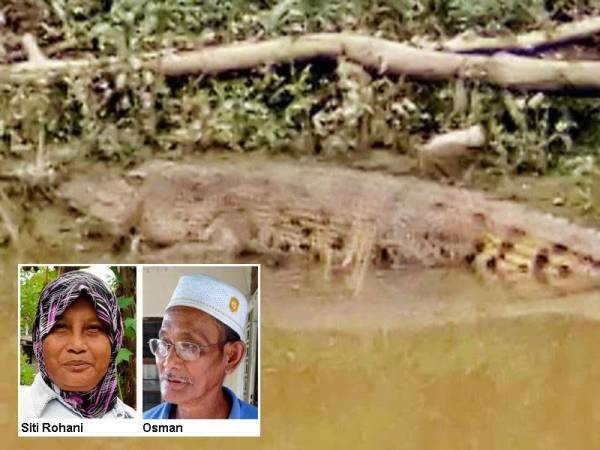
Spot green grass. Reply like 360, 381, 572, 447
0, 0, 599, 177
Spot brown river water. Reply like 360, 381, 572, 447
2, 155, 600, 449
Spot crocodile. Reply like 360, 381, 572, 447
58, 159, 600, 294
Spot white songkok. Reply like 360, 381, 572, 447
166, 274, 248, 338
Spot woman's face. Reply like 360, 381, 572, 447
42, 297, 111, 392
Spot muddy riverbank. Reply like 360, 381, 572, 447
2, 151, 600, 448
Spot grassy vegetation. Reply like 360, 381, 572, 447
4, 0, 599, 53
0, 0, 599, 179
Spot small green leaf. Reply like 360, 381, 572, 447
112, 267, 124, 287
115, 348, 133, 365
123, 317, 136, 339
124, 317, 136, 331
117, 296, 134, 309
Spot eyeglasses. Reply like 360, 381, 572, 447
148, 338, 224, 361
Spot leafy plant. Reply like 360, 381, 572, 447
20, 266, 58, 335
111, 266, 137, 409
19, 266, 58, 386
20, 351, 36, 385
2, 0, 599, 186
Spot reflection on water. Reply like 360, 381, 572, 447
2, 247, 600, 448
262, 264, 600, 332
262, 316, 600, 449
259, 266, 600, 449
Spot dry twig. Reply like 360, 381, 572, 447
429, 16, 600, 53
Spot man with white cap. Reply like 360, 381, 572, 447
143, 274, 258, 419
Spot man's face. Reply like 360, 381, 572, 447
156, 306, 228, 406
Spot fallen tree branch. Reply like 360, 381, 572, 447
418, 124, 486, 176
425, 125, 486, 153
21, 33, 49, 64
429, 16, 600, 53
3, 33, 600, 91
2, 37, 81, 65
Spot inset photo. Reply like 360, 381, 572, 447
18, 265, 137, 419
142, 265, 259, 420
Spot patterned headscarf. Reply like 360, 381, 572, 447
32, 270, 124, 418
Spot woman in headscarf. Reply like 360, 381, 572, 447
20, 270, 135, 418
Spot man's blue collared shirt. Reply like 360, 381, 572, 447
143, 386, 258, 419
